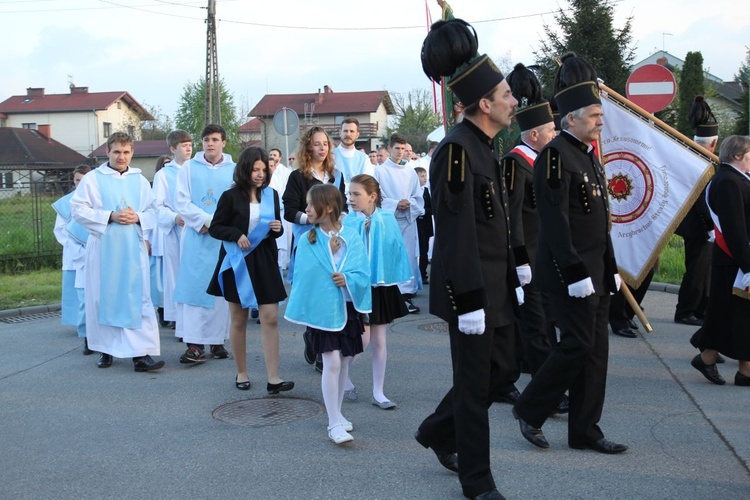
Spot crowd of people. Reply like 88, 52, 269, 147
49, 16, 750, 500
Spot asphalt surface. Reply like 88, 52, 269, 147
1, 285, 749, 499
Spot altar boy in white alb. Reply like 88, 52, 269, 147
71, 132, 164, 372
152, 130, 193, 327
375, 132, 424, 313
173, 124, 235, 364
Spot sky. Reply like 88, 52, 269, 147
1, 0, 748, 123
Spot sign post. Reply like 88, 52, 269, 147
272, 107, 299, 166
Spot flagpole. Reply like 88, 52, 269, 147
599, 83, 719, 163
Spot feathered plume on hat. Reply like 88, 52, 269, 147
689, 95, 719, 137
553, 52, 599, 95
505, 63, 542, 107
421, 19, 478, 83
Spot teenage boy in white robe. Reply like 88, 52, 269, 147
375, 132, 424, 313
173, 124, 235, 364
152, 130, 193, 328
71, 133, 164, 372
333, 118, 375, 206
268, 147, 292, 272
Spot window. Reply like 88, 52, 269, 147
127, 125, 135, 137
116, 101, 121, 109
1, 172, 13, 189
22, 123, 37, 130
334, 115, 345, 125
103, 122, 111, 138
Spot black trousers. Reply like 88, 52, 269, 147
676, 237, 711, 319
516, 282, 552, 376
417, 218, 432, 279
417, 322, 515, 498
514, 293, 610, 446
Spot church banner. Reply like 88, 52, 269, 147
600, 91, 716, 287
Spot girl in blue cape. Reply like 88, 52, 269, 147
284, 184, 371, 444
344, 174, 412, 410
207, 147, 293, 395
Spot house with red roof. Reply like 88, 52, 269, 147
249, 85, 394, 161
0, 86, 154, 157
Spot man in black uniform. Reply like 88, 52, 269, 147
512, 81, 628, 455
415, 19, 520, 500
502, 100, 557, 378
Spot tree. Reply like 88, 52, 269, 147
676, 51, 705, 137
174, 77, 242, 157
139, 103, 172, 141
534, 0, 636, 95
733, 47, 750, 136
384, 88, 441, 153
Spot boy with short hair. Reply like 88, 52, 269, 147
173, 125, 235, 363
71, 133, 164, 372
152, 130, 193, 329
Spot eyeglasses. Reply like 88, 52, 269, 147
288, 157, 296, 162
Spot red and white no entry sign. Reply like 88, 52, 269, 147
626, 64, 677, 113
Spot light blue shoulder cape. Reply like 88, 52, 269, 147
343, 209, 412, 286
284, 224, 371, 331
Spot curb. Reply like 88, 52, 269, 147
0, 282, 681, 319
0, 303, 61, 319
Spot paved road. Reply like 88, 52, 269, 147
1, 287, 748, 499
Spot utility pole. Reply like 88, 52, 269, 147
205, 0, 221, 126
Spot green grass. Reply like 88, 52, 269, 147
0, 193, 59, 257
0, 267, 61, 310
654, 234, 686, 285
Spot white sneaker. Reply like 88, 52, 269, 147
327, 423, 353, 444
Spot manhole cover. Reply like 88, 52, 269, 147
213, 397, 324, 428
1, 311, 61, 324
418, 321, 448, 333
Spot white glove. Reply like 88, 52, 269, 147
707, 230, 715, 243
614, 274, 622, 292
516, 264, 532, 287
458, 309, 485, 335
515, 286, 525, 306
742, 272, 750, 290
568, 277, 595, 298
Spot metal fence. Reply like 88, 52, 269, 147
0, 163, 95, 273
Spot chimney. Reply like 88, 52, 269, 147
70, 86, 89, 95
324, 85, 333, 94
656, 56, 668, 66
316, 88, 324, 105
37, 124, 52, 140
26, 88, 45, 98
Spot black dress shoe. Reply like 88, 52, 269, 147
472, 488, 506, 499
83, 338, 93, 355
267, 380, 294, 394
612, 326, 637, 338
512, 407, 549, 449
553, 394, 569, 415
493, 389, 520, 404
414, 431, 458, 473
571, 438, 628, 454
132, 355, 165, 372
627, 318, 639, 330
235, 375, 251, 390
735, 371, 750, 386
716, 353, 726, 364
675, 315, 703, 326
97, 353, 113, 368
690, 354, 726, 385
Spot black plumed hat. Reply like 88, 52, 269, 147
421, 19, 478, 83
553, 52, 599, 95
689, 96, 719, 137
555, 81, 601, 116
505, 63, 542, 106
447, 55, 505, 108
515, 101, 554, 131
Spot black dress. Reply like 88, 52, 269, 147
207, 187, 287, 306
